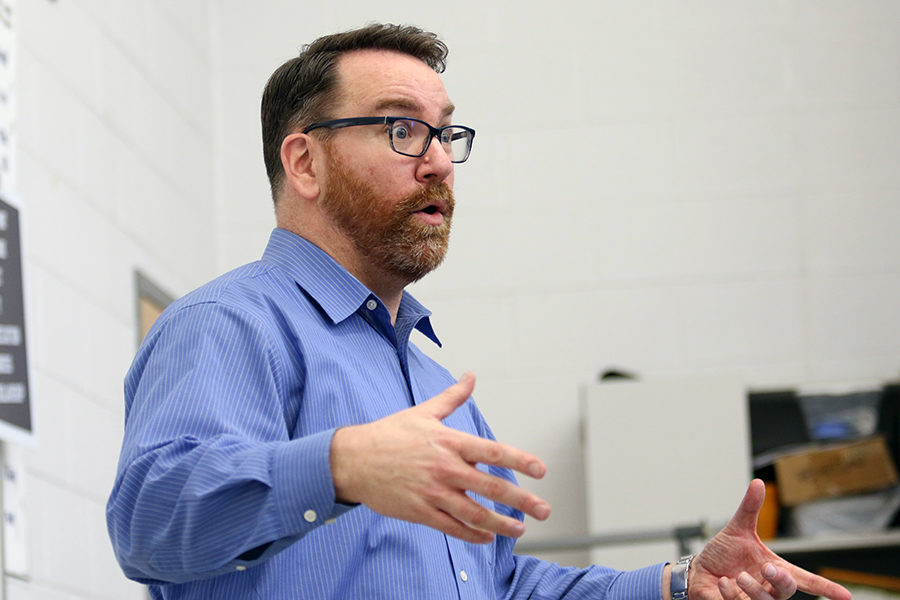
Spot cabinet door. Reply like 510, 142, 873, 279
582, 375, 751, 569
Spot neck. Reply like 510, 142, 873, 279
277, 208, 409, 324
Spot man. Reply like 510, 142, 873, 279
107, 24, 852, 600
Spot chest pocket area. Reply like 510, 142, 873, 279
292, 351, 413, 437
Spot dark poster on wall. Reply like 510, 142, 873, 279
0, 195, 30, 436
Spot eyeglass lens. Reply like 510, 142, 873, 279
390, 119, 472, 162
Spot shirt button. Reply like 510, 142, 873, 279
325, 518, 337, 525
459, 570, 468, 582
303, 509, 317, 523
366, 299, 377, 311
235, 565, 246, 572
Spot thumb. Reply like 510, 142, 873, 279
726, 478, 765, 534
419, 372, 476, 421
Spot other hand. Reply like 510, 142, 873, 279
329, 372, 551, 544
689, 479, 852, 600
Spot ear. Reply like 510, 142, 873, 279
280, 132, 321, 200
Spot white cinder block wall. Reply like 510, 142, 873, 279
8, 1, 900, 597
14, 1, 217, 598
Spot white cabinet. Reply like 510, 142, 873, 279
581, 375, 751, 569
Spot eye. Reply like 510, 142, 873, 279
392, 121, 413, 140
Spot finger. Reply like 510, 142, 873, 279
761, 564, 797, 600
450, 467, 550, 521
719, 576, 747, 600
736, 571, 774, 600
435, 490, 527, 539
786, 563, 852, 600
420, 505, 495, 544
726, 479, 765, 534
455, 434, 547, 480
418, 373, 476, 421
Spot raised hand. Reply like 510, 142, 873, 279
689, 479, 852, 600
329, 372, 551, 543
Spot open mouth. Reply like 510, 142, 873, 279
413, 203, 445, 226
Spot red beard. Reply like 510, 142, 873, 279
319, 158, 455, 283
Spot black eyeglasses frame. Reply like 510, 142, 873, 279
302, 116, 475, 163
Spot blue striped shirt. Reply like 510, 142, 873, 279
107, 227, 665, 599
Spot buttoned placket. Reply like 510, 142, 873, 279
357, 296, 428, 406
360, 293, 481, 597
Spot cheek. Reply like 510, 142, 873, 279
366, 166, 419, 200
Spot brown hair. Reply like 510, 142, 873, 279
260, 23, 449, 201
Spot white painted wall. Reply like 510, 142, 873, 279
7, 1, 900, 597
14, 1, 216, 598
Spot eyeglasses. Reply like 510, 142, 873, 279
303, 116, 476, 163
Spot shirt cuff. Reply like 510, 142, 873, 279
609, 562, 668, 600
271, 428, 354, 535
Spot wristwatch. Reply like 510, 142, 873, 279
670, 554, 694, 600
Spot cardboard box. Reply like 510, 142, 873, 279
774, 436, 899, 507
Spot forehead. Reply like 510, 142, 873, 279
333, 49, 454, 120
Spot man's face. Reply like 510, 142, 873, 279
315, 49, 458, 283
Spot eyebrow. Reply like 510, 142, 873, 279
372, 97, 456, 119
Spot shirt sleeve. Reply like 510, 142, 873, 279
501, 553, 666, 600
106, 300, 351, 585
463, 402, 668, 600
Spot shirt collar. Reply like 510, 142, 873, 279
261, 228, 441, 347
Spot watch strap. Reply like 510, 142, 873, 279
670, 554, 694, 600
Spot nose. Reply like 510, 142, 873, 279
415, 134, 454, 184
